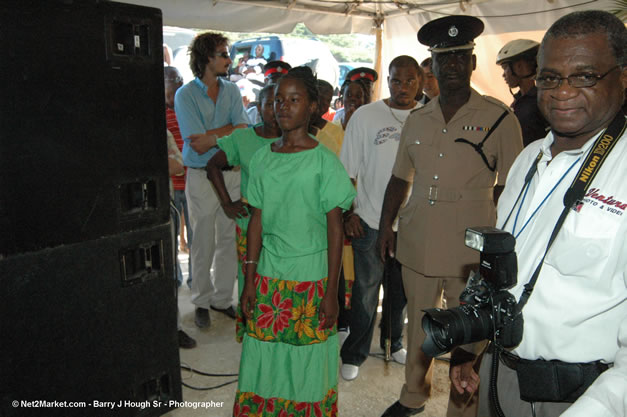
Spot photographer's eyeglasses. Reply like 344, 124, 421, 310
536, 65, 620, 89
215, 52, 230, 59
165, 76, 183, 83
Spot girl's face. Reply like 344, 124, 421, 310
259, 89, 279, 130
274, 78, 317, 131
343, 82, 365, 113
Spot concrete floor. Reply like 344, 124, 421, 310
165, 252, 451, 417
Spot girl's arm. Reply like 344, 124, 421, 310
319, 207, 343, 329
241, 207, 262, 319
206, 150, 247, 219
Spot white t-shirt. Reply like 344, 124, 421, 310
339, 99, 421, 230
496, 125, 627, 417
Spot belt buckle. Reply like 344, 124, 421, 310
428, 185, 438, 205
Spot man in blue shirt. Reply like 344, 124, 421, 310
175, 32, 249, 328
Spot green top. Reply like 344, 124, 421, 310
217, 125, 280, 200
247, 141, 355, 262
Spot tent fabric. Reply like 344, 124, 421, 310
128, 0, 617, 103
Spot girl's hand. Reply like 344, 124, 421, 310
318, 292, 339, 330
240, 282, 257, 320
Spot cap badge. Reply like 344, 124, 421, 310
277, 66, 283, 72
360, 72, 366, 77
448, 25, 459, 37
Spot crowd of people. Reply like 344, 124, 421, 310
164, 9, 626, 417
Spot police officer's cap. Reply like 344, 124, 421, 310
346, 67, 378, 83
263, 60, 291, 78
418, 15, 484, 53
495, 39, 539, 65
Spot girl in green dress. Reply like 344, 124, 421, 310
206, 84, 281, 341
234, 67, 356, 416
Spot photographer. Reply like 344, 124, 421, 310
450, 10, 627, 417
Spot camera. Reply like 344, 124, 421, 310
421, 227, 523, 357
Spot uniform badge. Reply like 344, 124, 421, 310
462, 125, 490, 132
448, 25, 459, 37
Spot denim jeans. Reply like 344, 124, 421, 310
173, 189, 192, 286
341, 218, 407, 366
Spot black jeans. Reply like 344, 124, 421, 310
341, 219, 407, 366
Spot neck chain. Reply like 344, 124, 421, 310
387, 100, 407, 126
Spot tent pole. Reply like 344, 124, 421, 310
372, 17, 384, 102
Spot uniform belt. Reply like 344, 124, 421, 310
413, 184, 493, 204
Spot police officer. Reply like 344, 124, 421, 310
377, 15, 523, 417
496, 39, 550, 147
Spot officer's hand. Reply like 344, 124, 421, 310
450, 361, 480, 395
376, 227, 395, 263
343, 214, 364, 239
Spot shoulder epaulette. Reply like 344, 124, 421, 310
482, 95, 514, 114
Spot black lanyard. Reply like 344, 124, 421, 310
511, 112, 626, 312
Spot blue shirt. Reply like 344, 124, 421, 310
174, 77, 249, 168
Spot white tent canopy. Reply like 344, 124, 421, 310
127, 0, 616, 103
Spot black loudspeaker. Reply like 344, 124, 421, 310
0, 0, 169, 256
0, 225, 182, 417
0, 1, 182, 416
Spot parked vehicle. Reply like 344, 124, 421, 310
230, 36, 340, 87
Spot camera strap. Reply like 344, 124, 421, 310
517, 111, 626, 312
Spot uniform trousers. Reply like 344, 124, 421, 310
186, 168, 240, 310
477, 351, 571, 417
400, 266, 478, 417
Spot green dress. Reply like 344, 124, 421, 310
233, 142, 356, 417
217, 126, 280, 341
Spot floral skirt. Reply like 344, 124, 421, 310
236, 223, 354, 343
233, 268, 338, 417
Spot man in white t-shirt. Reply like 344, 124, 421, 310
338, 55, 424, 382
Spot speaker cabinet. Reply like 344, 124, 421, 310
0, 0, 170, 256
0, 1, 182, 416
0, 225, 182, 417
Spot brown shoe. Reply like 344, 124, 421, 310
178, 330, 197, 349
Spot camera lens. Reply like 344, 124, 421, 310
421, 304, 493, 357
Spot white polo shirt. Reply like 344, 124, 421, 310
496, 124, 627, 416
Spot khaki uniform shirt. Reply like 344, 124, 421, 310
392, 89, 523, 277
